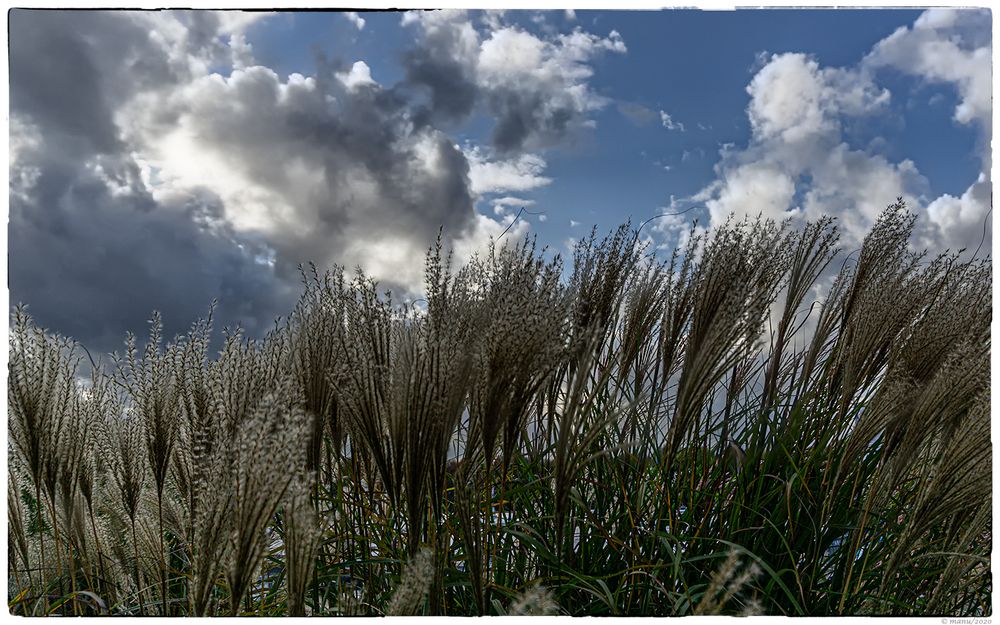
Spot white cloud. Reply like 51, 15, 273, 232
659, 109, 685, 131
688, 11, 989, 255
864, 8, 990, 127
465, 147, 552, 195
478, 27, 547, 81
747, 54, 830, 143
228, 33, 254, 70
336, 60, 376, 90
747, 53, 888, 145
490, 196, 535, 216
215, 11, 270, 36
343, 232, 426, 289
344, 11, 366, 31
800, 148, 926, 243
650, 200, 707, 258
112, 9, 626, 300
346, 210, 532, 297
862, 10, 994, 255
474, 24, 625, 102
922, 173, 992, 253
479, 10, 507, 31
702, 161, 798, 225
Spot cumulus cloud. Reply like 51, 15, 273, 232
864, 9, 990, 128
452, 212, 531, 265
695, 51, 908, 240
923, 172, 992, 253
127, 63, 477, 289
863, 8, 992, 251
464, 147, 553, 195
690, 10, 989, 254
490, 196, 536, 216
400, 10, 485, 125
10, 9, 617, 351
228, 33, 255, 70
336, 60, 377, 90
402, 10, 626, 152
8, 10, 296, 352
9, 113, 295, 353
699, 161, 798, 224
344, 11, 366, 30
746, 53, 889, 146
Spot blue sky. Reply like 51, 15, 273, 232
8, 8, 992, 352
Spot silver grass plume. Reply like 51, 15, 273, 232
115, 312, 181, 614
509, 583, 559, 615
285, 475, 322, 617
386, 546, 434, 615
667, 215, 790, 463
694, 550, 762, 615
466, 236, 568, 475
289, 264, 347, 475
224, 377, 310, 615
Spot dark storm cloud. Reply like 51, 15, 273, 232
399, 22, 480, 126
8, 10, 477, 353
9, 10, 294, 352
9, 143, 295, 355
10, 11, 163, 157
8, 10, 237, 136
8, 9, 622, 352
489, 91, 577, 153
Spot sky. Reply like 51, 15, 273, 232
7, 7, 993, 355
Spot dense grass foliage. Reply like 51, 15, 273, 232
8, 202, 991, 616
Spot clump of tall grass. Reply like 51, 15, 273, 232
7, 201, 991, 616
